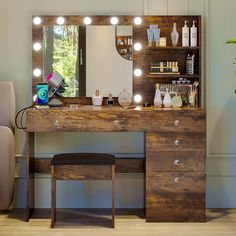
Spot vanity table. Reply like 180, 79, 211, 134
27, 14, 205, 222
26, 106, 206, 222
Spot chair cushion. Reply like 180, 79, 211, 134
51, 153, 115, 166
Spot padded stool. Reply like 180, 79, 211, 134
51, 153, 115, 228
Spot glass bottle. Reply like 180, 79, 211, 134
118, 88, 132, 108
153, 84, 162, 107
171, 22, 179, 47
163, 88, 172, 108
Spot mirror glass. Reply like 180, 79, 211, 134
43, 25, 133, 97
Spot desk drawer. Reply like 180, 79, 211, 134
26, 109, 87, 132
146, 110, 205, 133
146, 151, 205, 172
86, 111, 145, 131
146, 132, 205, 151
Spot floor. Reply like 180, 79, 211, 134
0, 209, 236, 236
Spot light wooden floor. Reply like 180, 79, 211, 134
1, 209, 236, 236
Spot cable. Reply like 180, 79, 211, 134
15, 105, 33, 132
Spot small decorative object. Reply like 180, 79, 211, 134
118, 88, 132, 108
107, 93, 114, 107
171, 22, 179, 47
163, 88, 172, 108
158, 37, 166, 47
171, 95, 183, 108
153, 84, 162, 107
92, 89, 103, 106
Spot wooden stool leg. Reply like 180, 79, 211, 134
112, 164, 115, 228
51, 166, 56, 228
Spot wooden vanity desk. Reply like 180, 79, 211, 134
26, 105, 206, 222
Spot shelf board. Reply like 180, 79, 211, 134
144, 46, 200, 50
146, 74, 200, 79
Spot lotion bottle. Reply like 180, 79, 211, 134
163, 88, 172, 108
190, 21, 197, 47
182, 21, 189, 47
153, 84, 162, 107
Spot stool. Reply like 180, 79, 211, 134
51, 153, 115, 228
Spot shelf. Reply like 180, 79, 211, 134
146, 74, 200, 79
144, 46, 200, 50
117, 44, 132, 48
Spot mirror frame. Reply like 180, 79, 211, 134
32, 15, 142, 104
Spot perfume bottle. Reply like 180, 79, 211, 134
118, 88, 132, 108
171, 22, 179, 47
153, 84, 162, 107
107, 93, 114, 107
163, 88, 172, 108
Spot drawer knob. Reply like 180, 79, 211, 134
174, 120, 180, 126
174, 177, 180, 183
54, 120, 60, 126
113, 120, 120, 126
174, 139, 180, 146
173, 159, 180, 165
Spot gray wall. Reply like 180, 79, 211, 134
1, 0, 236, 208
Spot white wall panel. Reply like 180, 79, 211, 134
145, 0, 166, 15
167, 0, 189, 15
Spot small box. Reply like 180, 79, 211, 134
158, 37, 167, 47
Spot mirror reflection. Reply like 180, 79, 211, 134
43, 25, 133, 97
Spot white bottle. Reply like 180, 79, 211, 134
182, 20, 189, 47
163, 88, 172, 108
153, 84, 162, 107
190, 21, 197, 47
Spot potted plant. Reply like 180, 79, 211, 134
226, 38, 236, 75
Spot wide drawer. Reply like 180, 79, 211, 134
146, 132, 206, 151
26, 109, 87, 132
146, 172, 205, 195
146, 151, 205, 172
146, 110, 206, 133
86, 111, 145, 131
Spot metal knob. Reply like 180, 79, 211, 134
174, 177, 180, 183
54, 120, 59, 126
113, 120, 120, 126
174, 120, 179, 126
174, 139, 180, 146
173, 159, 180, 165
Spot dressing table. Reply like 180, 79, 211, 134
26, 15, 206, 222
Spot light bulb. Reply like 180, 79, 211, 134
57, 17, 65, 25
84, 17, 92, 25
33, 17, 42, 25
134, 42, 142, 51
134, 17, 142, 25
33, 68, 42, 77
134, 68, 142, 77
110, 17, 118, 25
134, 94, 142, 103
33, 42, 41, 51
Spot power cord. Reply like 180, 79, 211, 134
15, 106, 33, 132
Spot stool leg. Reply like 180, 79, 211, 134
112, 164, 115, 228
51, 166, 56, 228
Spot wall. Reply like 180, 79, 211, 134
1, 0, 236, 208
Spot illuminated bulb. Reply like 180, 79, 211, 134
134, 42, 142, 51
134, 94, 142, 103
33, 94, 37, 102
33, 42, 41, 51
57, 17, 65, 25
33, 17, 42, 25
134, 68, 142, 77
84, 17, 92, 25
33, 68, 41, 77
134, 17, 142, 25
110, 17, 118, 25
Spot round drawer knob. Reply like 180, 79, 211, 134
174, 177, 180, 183
174, 120, 180, 126
174, 139, 180, 146
113, 120, 120, 126
54, 120, 59, 126
173, 159, 180, 165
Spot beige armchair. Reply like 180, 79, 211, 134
0, 81, 15, 210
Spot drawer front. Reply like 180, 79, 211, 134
27, 109, 87, 132
146, 132, 205, 151
146, 151, 205, 172
86, 111, 145, 131
146, 110, 206, 133
146, 172, 205, 195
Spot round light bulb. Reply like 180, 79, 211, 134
134, 94, 142, 103
134, 17, 142, 25
33, 94, 37, 102
110, 17, 118, 25
33, 17, 42, 25
33, 42, 41, 51
57, 17, 65, 25
134, 42, 142, 51
33, 68, 42, 77
134, 68, 142, 77
84, 17, 92, 25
